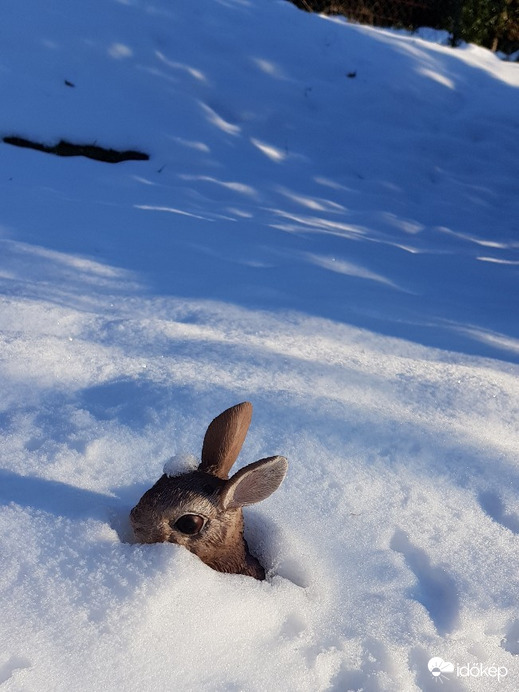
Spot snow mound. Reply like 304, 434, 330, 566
163, 453, 200, 476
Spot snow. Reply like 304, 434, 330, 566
0, 0, 518, 689
163, 453, 200, 476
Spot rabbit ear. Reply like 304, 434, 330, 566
220, 456, 288, 509
200, 402, 253, 479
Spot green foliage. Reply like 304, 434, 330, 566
459, 0, 519, 52
289, 0, 519, 54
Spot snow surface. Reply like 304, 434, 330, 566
1, 0, 518, 690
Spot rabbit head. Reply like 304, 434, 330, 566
130, 402, 287, 580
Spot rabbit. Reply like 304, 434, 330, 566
130, 402, 288, 580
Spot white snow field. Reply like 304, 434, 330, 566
1, 0, 518, 690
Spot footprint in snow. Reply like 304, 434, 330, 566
501, 619, 519, 655
330, 637, 399, 692
390, 529, 460, 636
478, 490, 519, 534
0, 655, 31, 685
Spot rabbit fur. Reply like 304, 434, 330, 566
130, 402, 287, 580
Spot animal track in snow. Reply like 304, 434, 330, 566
0, 655, 31, 684
501, 619, 519, 655
478, 491, 519, 534
330, 638, 400, 692
280, 612, 307, 639
390, 529, 460, 636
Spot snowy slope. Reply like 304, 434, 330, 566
1, 0, 518, 690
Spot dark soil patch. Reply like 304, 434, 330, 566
3, 136, 149, 164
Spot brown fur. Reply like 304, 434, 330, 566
130, 403, 287, 580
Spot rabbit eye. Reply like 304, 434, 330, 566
172, 514, 206, 535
